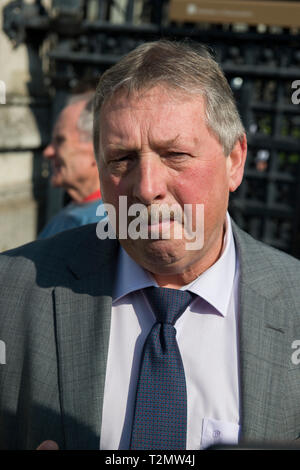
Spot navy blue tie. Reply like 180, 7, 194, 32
130, 286, 194, 450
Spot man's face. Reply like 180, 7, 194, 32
98, 86, 246, 282
43, 101, 94, 192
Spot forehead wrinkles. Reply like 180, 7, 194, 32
99, 104, 151, 152
101, 104, 144, 148
101, 90, 194, 150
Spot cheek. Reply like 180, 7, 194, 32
99, 169, 123, 205
174, 166, 218, 205
174, 162, 230, 222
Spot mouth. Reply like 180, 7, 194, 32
124, 204, 184, 240
147, 219, 177, 238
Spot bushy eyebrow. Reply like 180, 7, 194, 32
105, 134, 183, 153
151, 134, 181, 150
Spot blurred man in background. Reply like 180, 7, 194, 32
38, 92, 103, 238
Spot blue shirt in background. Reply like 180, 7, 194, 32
38, 199, 105, 239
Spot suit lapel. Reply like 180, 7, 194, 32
238, 288, 287, 441
54, 234, 119, 449
232, 221, 289, 441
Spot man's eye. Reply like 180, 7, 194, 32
110, 153, 134, 162
167, 152, 187, 158
107, 156, 125, 164
117, 155, 131, 161
54, 136, 66, 145
107, 155, 134, 173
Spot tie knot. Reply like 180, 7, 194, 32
144, 286, 194, 325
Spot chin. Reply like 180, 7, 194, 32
124, 238, 190, 271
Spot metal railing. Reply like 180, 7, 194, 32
3, 0, 300, 256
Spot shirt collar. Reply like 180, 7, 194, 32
113, 247, 156, 303
113, 213, 236, 317
82, 189, 101, 203
182, 213, 236, 317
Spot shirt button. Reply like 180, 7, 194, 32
213, 430, 221, 439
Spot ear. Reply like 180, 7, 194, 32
226, 134, 247, 192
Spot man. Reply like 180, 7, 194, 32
0, 40, 300, 450
38, 93, 103, 238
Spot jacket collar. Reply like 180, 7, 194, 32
232, 220, 290, 442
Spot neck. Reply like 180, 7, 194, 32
67, 185, 101, 203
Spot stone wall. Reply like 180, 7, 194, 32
0, 0, 50, 251
0, 0, 142, 252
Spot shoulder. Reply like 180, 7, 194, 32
38, 201, 104, 239
232, 219, 300, 299
66, 200, 104, 223
0, 224, 118, 288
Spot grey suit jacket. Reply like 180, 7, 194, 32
0, 220, 300, 449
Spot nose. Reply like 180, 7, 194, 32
132, 154, 168, 205
43, 143, 55, 160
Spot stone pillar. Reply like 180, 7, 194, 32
0, 0, 49, 251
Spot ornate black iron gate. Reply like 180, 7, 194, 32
3, 0, 300, 257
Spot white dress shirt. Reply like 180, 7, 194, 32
100, 213, 241, 450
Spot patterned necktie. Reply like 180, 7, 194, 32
130, 286, 194, 450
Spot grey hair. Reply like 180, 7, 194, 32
93, 39, 245, 158
68, 91, 95, 141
